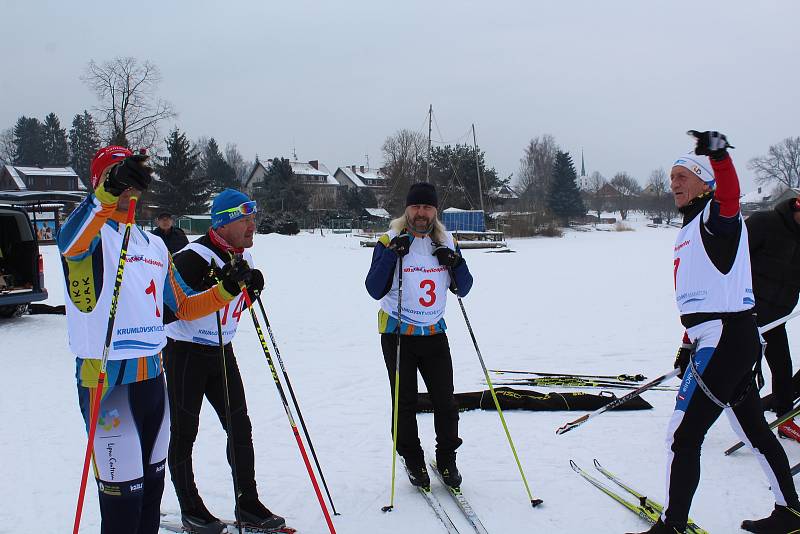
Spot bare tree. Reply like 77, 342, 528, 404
82, 56, 176, 148
0, 128, 16, 165
749, 137, 800, 189
225, 143, 250, 185
644, 168, 678, 224
516, 134, 558, 214
381, 129, 427, 212
610, 172, 642, 220
584, 170, 607, 224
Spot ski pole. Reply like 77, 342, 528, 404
73, 195, 138, 534
556, 369, 680, 435
239, 284, 337, 534
211, 260, 243, 534
557, 309, 800, 437
382, 255, 403, 513
450, 269, 543, 507
252, 291, 340, 515
490, 370, 647, 383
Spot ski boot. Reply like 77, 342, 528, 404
436, 456, 462, 488
405, 457, 431, 488
778, 418, 800, 444
181, 506, 227, 534
741, 504, 800, 533
626, 519, 685, 533
235, 498, 286, 532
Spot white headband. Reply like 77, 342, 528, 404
672, 152, 715, 189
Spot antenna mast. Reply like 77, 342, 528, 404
472, 124, 485, 213
426, 105, 432, 183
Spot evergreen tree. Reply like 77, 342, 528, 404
201, 138, 238, 193
429, 144, 504, 210
42, 112, 69, 166
253, 157, 308, 215
547, 151, 586, 225
151, 128, 209, 216
12, 116, 46, 166
69, 111, 102, 188
337, 186, 378, 217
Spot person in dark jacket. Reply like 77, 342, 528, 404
365, 182, 473, 490
151, 211, 189, 254
746, 195, 800, 440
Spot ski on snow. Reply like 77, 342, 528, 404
570, 459, 708, 534
430, 461, 490, 534
159, 513, 297, 533
413, 483, 462, 534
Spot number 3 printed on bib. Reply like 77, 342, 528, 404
419, 279, 436, 307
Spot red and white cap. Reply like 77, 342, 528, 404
90, 145, 132, 189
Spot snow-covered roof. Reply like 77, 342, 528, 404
740, 187, 774, 204
364, 208, 391, 219
179, 214, 212, 220
4, 165, 26, 190
443, 207, 485, 214
15, 166, 79, 177
336, 167, 364, 187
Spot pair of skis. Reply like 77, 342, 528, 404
490, 376, 676, 391
570, 459, 708, 534
405, 461, 489, 534
159, 515, 297, 533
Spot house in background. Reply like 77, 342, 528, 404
333, 165, 387, 192
244, 158, 340, 210
1, 164, 86, 193
740, 186, 778, 216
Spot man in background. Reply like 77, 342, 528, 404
151, 211, 189, 254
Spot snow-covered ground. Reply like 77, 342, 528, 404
2, 220, 798, 533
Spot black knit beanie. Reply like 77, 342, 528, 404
406, 182, 438, 207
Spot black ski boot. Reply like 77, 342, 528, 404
741, 504, 800, 533
235, 497, 286, 531
626, 519, 685, 533
181, 505, 227, 534
436, 456, 462, 488
405, 457, 431, 488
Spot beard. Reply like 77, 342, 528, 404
408, 215, 433, 233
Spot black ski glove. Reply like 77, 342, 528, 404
433, 244, 462, 268
388, 233, 411, 258
219, 258, 252, 296
688, 130, 734, 161
103, 153, 153, 196
248, 269, 265, 295
674, 342, 694, 379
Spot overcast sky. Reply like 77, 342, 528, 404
2, 0, 798, 193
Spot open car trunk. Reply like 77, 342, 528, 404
0, 207, 46, 306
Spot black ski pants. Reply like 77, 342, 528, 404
163, 338, 258, 513
77, 376, 167, 534
662, 315, 799, 529
758, 304, 795, 415
381, 332, 462, 466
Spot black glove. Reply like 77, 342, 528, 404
248, 269, 265, 295
688, 130, 734, 161
388, 233, 411, 258
104, 154, 153, 195
433, 244, 462, 268
219, 258, 252, 296
674, 342, 694, 379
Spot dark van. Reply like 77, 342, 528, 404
0, 191, 83, 317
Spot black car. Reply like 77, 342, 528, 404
0, 191, 83, 317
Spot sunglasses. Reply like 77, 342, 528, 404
214, 200, 258, 220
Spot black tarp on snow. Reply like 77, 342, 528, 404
416, 387, 653, 413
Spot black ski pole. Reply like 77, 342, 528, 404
211, 260, 243, 534
252, 291, 340, 515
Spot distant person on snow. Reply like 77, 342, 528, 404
57, 147, 248, 534
746, 194, 800, 441
150, 211, 189, 255
365, 182, 473, 489
630, 132, 800, 534
163, 188, 280, 534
